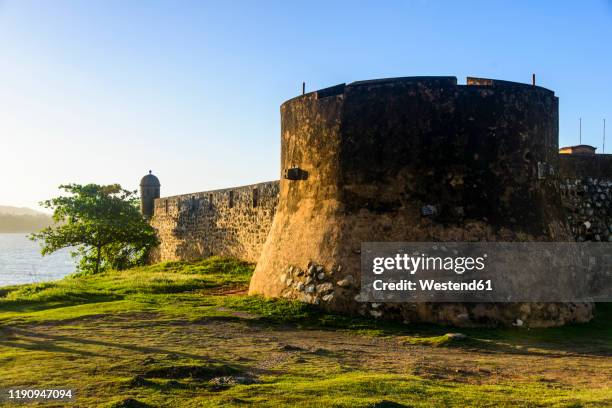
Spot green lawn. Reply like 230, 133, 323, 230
0, 257, 610, 407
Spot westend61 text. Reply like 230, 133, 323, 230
373, 279, 493, 292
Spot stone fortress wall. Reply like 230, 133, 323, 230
145, 75, 612, 327
249, 75, 594, 327
145, 158, 612, 325
147, 155, 612, 265
149, 181, 279, 264
559, 154, 612, 242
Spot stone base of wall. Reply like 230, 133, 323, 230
273, 262, 593, 327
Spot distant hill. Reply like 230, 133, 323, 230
0, 205, 47, 216
0, 206, 53, 233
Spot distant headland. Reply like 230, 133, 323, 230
0, 206, 52, 233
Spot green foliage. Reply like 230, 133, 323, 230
30, 183, 158, 274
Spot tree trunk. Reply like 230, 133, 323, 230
95, 244, 102, 274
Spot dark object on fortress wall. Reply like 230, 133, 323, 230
283, 167, 309, 181
250, 76, 593, 327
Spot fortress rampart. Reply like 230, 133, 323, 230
250, 76, 593, 327
146, 76, 612, 327
149, 181, 279, 263
559, 153, 612, 179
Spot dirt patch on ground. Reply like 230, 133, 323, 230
203, 284, 249, 296
7, 312, 611, 390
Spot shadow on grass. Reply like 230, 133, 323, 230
223, 296, 612, 357
0, 293, 123, 314
4, 326, 216, 362
0, 336, 104, 357
457, 303, 612, 356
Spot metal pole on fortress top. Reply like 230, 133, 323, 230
604, 118, 606, 154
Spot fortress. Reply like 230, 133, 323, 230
142, 76, 612, 327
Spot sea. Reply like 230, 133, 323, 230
0, 233, 75, 287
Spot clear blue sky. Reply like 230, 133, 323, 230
1, 0, 611, 210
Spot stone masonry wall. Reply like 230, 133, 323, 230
249, 76, 595, 327
559, 154, 612, 179
144, 77, 610, 326
559, 155, 612, 242
149, 181, 279, 264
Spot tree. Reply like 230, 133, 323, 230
31, 184, 158, 274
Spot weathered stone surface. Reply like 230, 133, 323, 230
316, 283, 333, 294
248, 76, 595, 327
559, 154, 612, 179
149, 181, 279, 263
307, 264, 317, 276
337, 275, 354, 288
560, 177, 612, 242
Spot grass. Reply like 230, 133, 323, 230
401, 333, 466, 347
0, 257, 253, 323
213, 372, 612, 408
0, 257, 611, 407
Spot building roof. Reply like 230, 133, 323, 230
559, 145, 597, 150
559, 145, 597, 156
140, 171, 160, 187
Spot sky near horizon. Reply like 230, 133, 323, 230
1, 1, 612, 211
